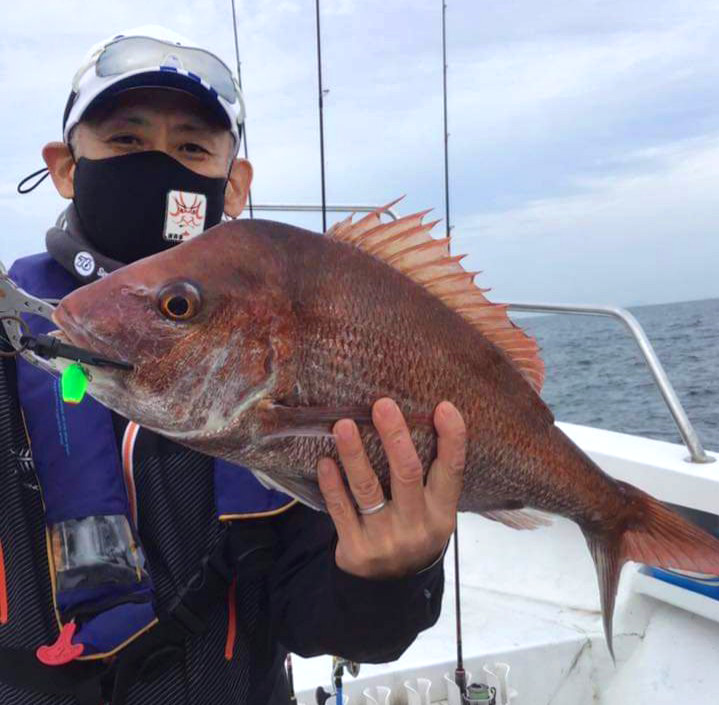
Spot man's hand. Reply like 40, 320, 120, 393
317, 398, 466, 579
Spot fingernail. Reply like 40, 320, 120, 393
439, 401, 457, 420
374, 398, 397, 418
334, 419, 354, 441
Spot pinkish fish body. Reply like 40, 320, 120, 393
52, 204, 719, 655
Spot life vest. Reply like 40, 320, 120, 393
8, 253, 294, 664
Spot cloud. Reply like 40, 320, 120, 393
1, 0, 718, 307
453, 134, 719, 305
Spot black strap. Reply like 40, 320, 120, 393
108, 532, 238, 705
109, 521, 277, 704
17, 167, 51, 194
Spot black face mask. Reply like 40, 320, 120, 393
72, 151, 227, 264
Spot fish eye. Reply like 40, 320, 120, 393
157, 282, 202, 322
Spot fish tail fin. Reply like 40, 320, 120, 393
583, 480, 719, 660
582, 528, 624, 661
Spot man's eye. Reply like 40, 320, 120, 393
181, 143, 210, 155
109, 135, 141, 146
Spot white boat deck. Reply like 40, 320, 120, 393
292, 423, 719, 705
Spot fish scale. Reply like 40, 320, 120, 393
51, 207, 719, 657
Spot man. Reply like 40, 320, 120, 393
0, 26, 466, 705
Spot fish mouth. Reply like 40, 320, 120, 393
51, 306, 134, 372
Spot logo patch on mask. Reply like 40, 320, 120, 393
74, 251, 96, 277
164, 191, 207, 243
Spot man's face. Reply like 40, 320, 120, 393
44, 87, 252, 216
72, 88, 236, 178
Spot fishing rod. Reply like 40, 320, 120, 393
230, 0, 254, 218
285, 653, 298, 704
314, 0, 328, 232
440, 1, 469, 700
333, 657, 343, 705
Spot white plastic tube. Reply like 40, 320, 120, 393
482, 662, 517, 705
444, 671, 472, 705
405, 677, 432, 705
363, 684, 391, 705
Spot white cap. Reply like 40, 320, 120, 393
62, 25, 245, 147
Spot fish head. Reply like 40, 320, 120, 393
52, 223, 293, 439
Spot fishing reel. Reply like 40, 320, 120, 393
463, 682, 497, 705
454, 668, 497, 705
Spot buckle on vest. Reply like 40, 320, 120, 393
165, 549, 233, 635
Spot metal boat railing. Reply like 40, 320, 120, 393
249, 204, 713, 464
252, 204, 399, 220
503, 302, 714, 464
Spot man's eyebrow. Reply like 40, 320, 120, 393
173, 121, 223, 134
99, 115, 151, 128
96, 114, 224, 137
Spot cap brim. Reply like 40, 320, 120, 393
86, 70, 232, 129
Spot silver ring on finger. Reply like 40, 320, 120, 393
358, 499, 387, 516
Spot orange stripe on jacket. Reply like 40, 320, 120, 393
225, 577, 238, 661
122, 422, 141, 527
0, 539, 8, 624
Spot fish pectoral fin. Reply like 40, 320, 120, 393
259, 402, 374, 439
479, 508, 553, 531
254, 469, 326, 512
259, 401, 434, 439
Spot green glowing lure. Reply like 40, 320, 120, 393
61, 363, 88, 405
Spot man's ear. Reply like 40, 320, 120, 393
42, 142, 76, 199
224, 158, 253, 218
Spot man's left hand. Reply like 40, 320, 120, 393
317, 398, 466, 579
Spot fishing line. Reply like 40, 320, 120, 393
441, 0, 468, 698
314, 0, 328, 232
442, 0, 452, 243
230, 0, 254, 218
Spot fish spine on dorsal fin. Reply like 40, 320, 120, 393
325, 200, 546, 393
326, 196, 406, 242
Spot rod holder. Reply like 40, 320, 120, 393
363, 685, 391, 705
482, 663, 517, 705
444, 670, 472, 705
404, 677, 432, 705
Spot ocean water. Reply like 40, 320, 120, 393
520, 298, 719, 453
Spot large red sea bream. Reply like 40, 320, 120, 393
52, 203, 719, 654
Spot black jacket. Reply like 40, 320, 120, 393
0, 293, 444, 705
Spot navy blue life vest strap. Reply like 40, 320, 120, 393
12, 257, 130, 523
10, 254, 158, 659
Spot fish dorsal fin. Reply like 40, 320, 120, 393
326, 201, 545, 393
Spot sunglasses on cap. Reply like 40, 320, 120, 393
72, 35, 241, 105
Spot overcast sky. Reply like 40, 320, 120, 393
1, 0, 718, 306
